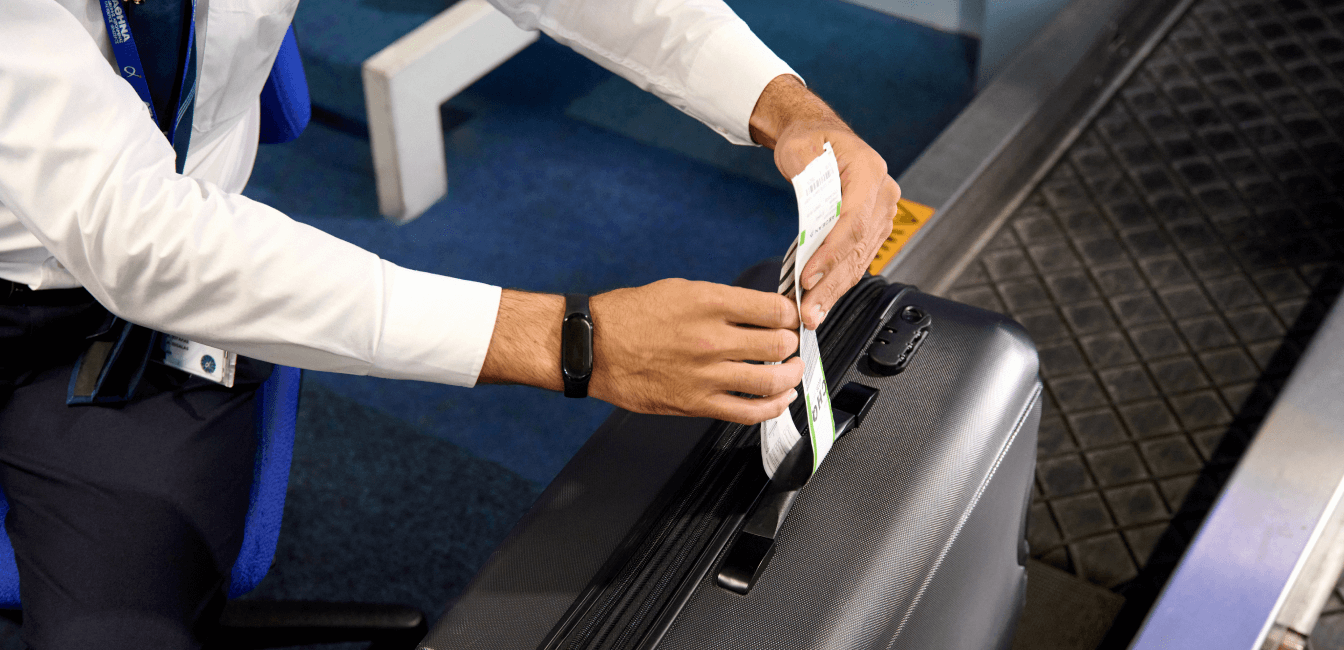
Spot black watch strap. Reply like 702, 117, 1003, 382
561, 294, 593, 398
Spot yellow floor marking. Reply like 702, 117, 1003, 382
869, 198, 935, 275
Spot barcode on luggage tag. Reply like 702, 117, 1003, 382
803, 166, 835, 196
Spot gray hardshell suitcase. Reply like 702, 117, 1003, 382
420, 264, 1041, 650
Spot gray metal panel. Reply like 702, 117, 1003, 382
1131, 296, 1344, 649
1275, 502, 1344, 638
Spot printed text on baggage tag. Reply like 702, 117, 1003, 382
760, 143, 842, 477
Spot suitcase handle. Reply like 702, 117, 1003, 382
716, 382, 881, 595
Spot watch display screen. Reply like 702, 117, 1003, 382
562, 315, 593, 378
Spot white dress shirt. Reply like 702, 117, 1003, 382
0, 0, 796, 386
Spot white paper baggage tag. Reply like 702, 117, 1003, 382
761, 142, 842, 477
154, 335, 237, 387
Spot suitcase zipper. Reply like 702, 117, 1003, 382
552, 424, 756, 650
817, 276, 892, 373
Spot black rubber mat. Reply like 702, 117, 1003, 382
1311, 573, 1344, 649
946, 0, 1343, 644
1010, 561, 1125, 650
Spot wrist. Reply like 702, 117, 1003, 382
748, 74, 842, 149
479, 290, 564, 390
585, 289, 627, 407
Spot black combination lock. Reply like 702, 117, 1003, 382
866, 305, 931, 376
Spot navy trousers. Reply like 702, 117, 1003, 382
0, 285, 269, 649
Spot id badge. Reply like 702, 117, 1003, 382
153, 335, 237, 387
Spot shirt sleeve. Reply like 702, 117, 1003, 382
0, 0, 501, 387
486, 0, 800, 146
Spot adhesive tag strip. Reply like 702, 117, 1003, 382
760, 237, 803, 476
760, 142, 842, 477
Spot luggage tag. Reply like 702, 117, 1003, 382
152, 335, 237, 387
760, 142, 842, 478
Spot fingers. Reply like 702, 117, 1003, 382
717, 356, 804, 397
798, 152, 885, 290
885, 174, 903, 206
717, 286, 801, 331
722, 326, 800, 363
704, 387, 799, 426
799, 174, 901, 330
801, 270, 856, 330
792, 141, 891, 331
796, 217, 879, 329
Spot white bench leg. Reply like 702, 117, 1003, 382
363, 0, 538, 223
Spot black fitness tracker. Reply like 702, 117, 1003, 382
561, 294, 593, 398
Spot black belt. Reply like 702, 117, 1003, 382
1, 278, 94, 306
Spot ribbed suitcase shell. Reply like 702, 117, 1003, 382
420, 278, 1040, 650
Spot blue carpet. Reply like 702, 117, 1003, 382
238, 380, 538, 629
566, 0, 977, 189
290, 0, 449, 121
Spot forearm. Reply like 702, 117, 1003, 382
748, 74, 845, 149
478, 290, 565, 389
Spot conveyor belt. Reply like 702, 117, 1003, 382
942, 0, 1343, 644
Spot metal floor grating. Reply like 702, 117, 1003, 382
945, 0, 1344, 641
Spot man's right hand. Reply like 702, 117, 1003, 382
479, 280, 804, 426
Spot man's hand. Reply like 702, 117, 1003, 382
479, 282, 804, 425
750, 74, 900, 330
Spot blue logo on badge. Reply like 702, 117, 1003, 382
201, 355, 216, 374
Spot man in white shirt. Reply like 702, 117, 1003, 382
0, 0, 901, 645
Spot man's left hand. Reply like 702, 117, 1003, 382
749, 74, 900, 331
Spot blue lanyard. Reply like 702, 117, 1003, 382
97, 0, 198, 173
